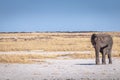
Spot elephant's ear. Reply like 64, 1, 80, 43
93, 37, 98, 45
91, 34, 96, 44
93, 34, 98, 41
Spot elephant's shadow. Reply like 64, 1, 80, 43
75, 63, 95, 65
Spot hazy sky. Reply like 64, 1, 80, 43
0, 0, 120, 32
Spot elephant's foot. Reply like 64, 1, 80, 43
96, 62, 100, 65
109, 62, 112, 64
102, 62, 106, 65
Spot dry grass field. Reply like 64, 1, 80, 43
0, 32, 93, 51
0, 32, 120, 63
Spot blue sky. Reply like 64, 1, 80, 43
0, 0, 120, 32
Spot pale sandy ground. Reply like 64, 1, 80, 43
0, 51, 120, 80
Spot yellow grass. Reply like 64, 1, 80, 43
0, 54, 59, 63
0, 52, 120, 63
0, 32, 94, 51
0, 32, 120, 51
0, 32, 120, 63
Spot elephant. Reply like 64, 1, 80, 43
91, 33, 113, 65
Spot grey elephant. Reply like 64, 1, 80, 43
91, 34, 113, 65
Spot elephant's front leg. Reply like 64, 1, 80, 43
101, 48, 107, 64
102, 52, 106, 64
95, 47, 100, 65
108, 50, 112, 64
